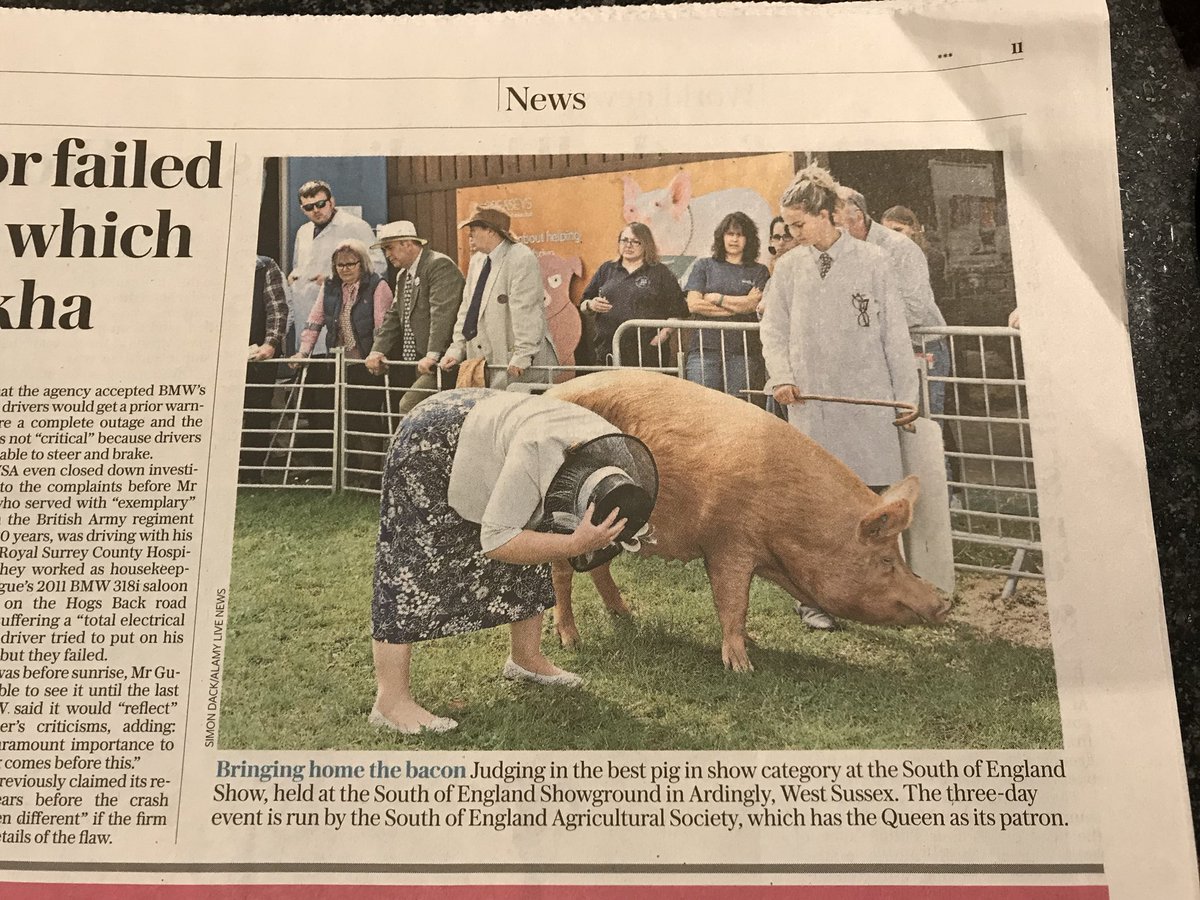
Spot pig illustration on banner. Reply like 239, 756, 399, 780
547, 370, 951, 672
622, 170, 774, 268
538, 252, 583, 382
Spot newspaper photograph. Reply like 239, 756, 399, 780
0, 0, 1195, 898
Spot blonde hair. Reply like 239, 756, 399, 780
780, 163, 840, 221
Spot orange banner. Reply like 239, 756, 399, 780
455, 153, 797, 303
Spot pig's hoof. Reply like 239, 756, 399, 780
721, 644, 755, 673
556, 625, 581, 649
606, 595, 633, 617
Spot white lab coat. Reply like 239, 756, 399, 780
760, 231, 919, 485
865, 220, 946, 342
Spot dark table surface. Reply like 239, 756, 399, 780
3, 0, 1197, 854
1111, 0, 1199, 845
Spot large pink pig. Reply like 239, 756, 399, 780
547, 370, 950, 671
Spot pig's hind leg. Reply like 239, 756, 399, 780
552, 561, 632, 649
589, 562, 631, 617
704, 554, 754, 672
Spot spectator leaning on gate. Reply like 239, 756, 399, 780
241, 255, 288, 483
365, 221, 467, 415
682, 211, 771, 403
287, 179, 385, 355
580, 222, 687, 368
290, 239, 394, 484
439, 207, 558, 391
836, 186, 949, 417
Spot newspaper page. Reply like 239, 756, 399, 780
0, 1, 1196, 897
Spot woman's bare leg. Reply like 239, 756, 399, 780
509, 614, 572, 676
372, 639, 447, 731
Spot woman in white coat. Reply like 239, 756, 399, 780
760, 165, 918, 489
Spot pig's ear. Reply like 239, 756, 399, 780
882, 474, 921, 506
622, 176, 640, 215
667, 171, 692, 217
857, 477, 919, 543
570, 256, 582, 277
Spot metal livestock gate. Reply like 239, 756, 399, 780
237, 323, 1040, 585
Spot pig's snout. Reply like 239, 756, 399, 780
921, 595, 953, 625
904, 585, 952, 625
895, 577, 952, 627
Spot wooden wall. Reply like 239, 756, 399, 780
386, 153, 773, 257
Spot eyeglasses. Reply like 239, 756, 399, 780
850, 292, 871, 327
301, 198, 330, 212
619, 237, 643, 246
334, 260, 361, 269
769, 234, 788, 241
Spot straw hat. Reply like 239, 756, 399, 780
371, 220, 427, 248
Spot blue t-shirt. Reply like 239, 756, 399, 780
684, 257, 770, 356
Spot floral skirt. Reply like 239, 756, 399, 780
371, 389, 555, 644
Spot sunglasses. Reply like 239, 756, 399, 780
301, 198, 330, 212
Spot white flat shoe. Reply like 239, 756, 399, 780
503, 657, 583, 688
368, 706, 458, 734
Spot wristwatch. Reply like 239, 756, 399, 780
715, 295, 725, 308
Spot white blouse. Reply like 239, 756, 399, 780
447, 392, 617, 552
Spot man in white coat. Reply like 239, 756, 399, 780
439, 207, 558, 390
287, 179, 385, 355
836, 186, 949, 416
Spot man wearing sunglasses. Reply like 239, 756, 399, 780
288, 179, 384, 356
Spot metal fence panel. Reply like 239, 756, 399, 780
914, 325, 1041, 584
238, 323, 1040, 583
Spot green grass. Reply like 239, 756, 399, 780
222, 491, 1061, 751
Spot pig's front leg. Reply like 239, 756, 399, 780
704, 553, 754, 672
551, 559, 581, 648
589, 562, 631, 617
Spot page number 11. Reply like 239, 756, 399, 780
1012, 41, 1024, 54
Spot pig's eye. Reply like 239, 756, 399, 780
881, 557, 895, 568
547, 274, 563, 289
